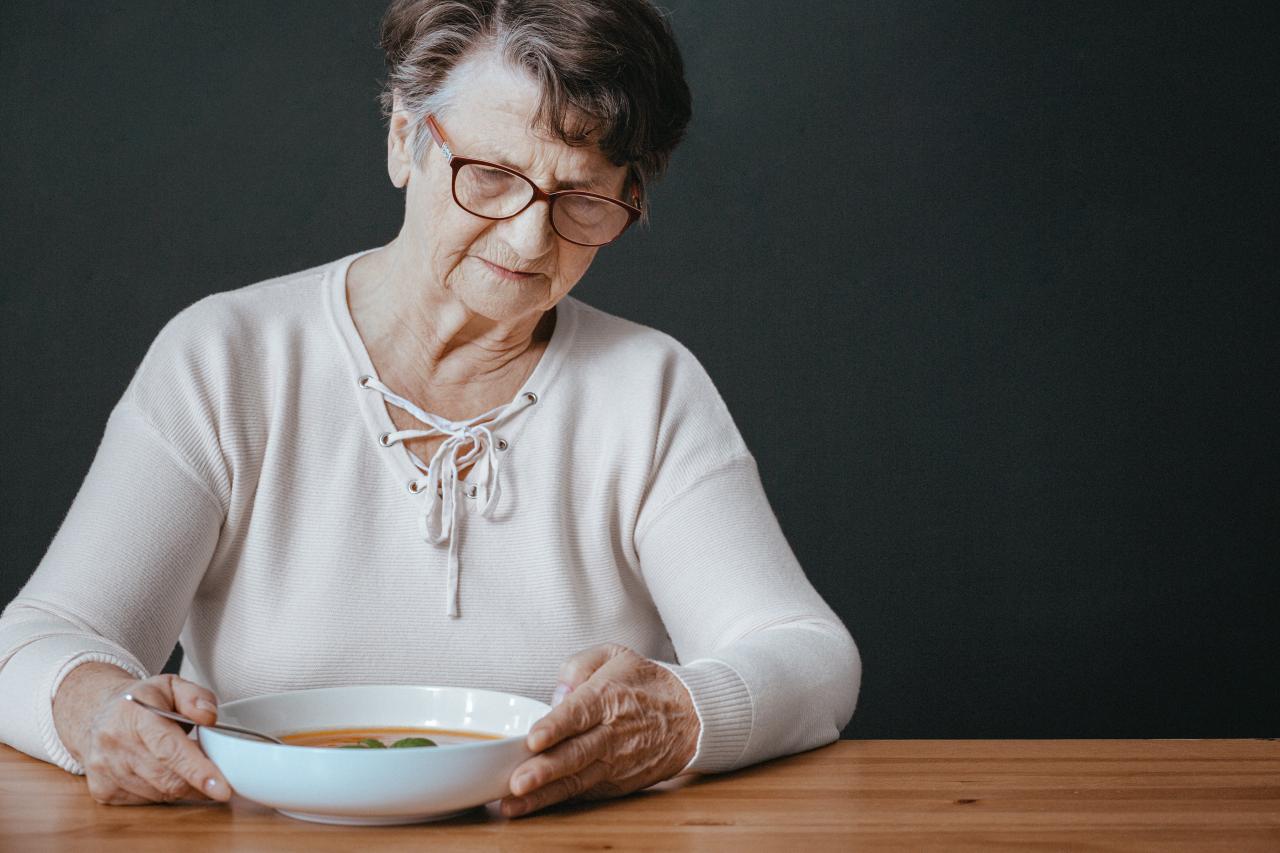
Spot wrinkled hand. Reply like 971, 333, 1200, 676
67, 669, 232, 805
500, 643, 700, 818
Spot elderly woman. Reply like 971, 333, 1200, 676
0, 0, 859, 817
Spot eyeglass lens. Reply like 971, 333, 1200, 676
454, 163, 631, 246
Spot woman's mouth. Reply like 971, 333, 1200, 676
479, 258, 539, 281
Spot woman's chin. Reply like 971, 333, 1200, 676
454, 277, 547, 322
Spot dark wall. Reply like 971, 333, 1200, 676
2, 2, 1275, 738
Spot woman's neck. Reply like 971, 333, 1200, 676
346, 246, 554, 419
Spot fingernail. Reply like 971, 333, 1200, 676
204, 777, 221, 794
551, 682, 571, 707
528, 731, 547, 752
195, 698, 217, 714
512, 771, 533, 795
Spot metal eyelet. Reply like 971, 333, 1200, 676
523, 391, 538, 404
496, 438, 509, 451
407, 479, 421, 493
357, 374, 372, 388
378, 432, 393, 447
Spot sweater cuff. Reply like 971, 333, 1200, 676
6, 635, 149, 775
653, 657, 753, 774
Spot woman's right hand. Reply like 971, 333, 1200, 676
52, 662, 232, 805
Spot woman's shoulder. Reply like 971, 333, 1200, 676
152, 258, 331, 349
134, 254, 345, 390
562, 295, 711, 382
559, 298, 754, 516
122, 256, 339, 436
560, 296, 750, 455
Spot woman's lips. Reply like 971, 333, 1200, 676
479, 258, 538, 281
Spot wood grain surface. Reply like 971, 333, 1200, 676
2, 739, 1277, 851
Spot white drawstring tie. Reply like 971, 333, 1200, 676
359, 375, 536, 618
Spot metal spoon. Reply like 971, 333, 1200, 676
123, 693, 286, 745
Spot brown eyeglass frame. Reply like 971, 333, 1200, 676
424, 113, 642, 247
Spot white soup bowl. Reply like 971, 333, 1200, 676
198, 684, 549, 825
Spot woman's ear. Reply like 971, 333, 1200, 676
387, 92, 414, 189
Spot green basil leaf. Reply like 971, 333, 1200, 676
358, 738, 387, 748
390, 737, 438, 748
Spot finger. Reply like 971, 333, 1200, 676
167, 676, 220, 727
85, 765, 153, 805
85, 747, 163, 805
550, 682, 573, 707
135, 713, 232, 801
133, 756, 212, 802
174, 784, 214, 802
501, 760, 612, 818
510, 724, 611, 797
113, 759, 172, 804
144, 674, 220, 727
83, 753, 147, 804
527, 684, 604, 753
555, 644, 628, 692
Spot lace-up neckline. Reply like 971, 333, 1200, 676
327, 247, 579, 620
358, 375, 537, 618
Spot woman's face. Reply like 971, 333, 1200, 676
388, 54, 630, 325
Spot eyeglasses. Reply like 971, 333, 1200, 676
424, 114, 642, 247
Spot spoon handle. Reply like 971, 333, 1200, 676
123, 693, 284, 744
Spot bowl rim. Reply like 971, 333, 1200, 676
200, 683, 550, 754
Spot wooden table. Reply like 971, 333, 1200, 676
3, 739, 1277, 851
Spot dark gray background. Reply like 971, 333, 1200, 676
2, 2, 1276, 738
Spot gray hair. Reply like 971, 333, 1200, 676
378, 0, 693, 218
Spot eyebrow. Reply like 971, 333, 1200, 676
470, 146, 611, 192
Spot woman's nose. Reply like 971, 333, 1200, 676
498, 199, 556, 259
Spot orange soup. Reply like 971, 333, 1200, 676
281, 726, 503, 748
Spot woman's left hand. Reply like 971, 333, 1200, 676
500, 643, 700, 818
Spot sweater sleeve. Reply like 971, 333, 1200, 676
637, 453, 861, 775
0, 397, 224, 773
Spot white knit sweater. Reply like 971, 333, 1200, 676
0, 248, 861, 777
